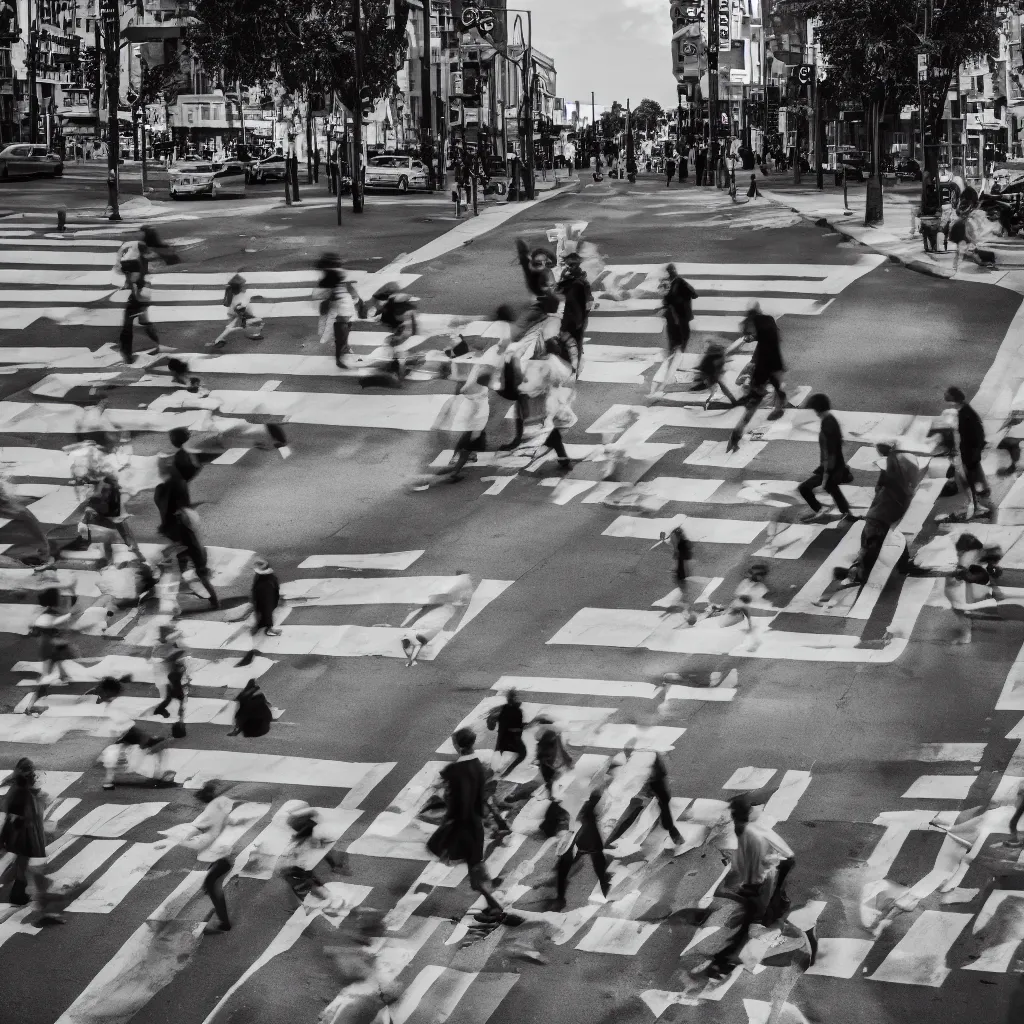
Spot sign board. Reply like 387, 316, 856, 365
718, 4, 730, 47
464, 107, 480, 126
682, 42, 697, 57
506, 120, 519, 141
917, 52, 928, 81
450, 71, 463, 95
796, 64, 812, 86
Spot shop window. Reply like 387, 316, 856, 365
201, 104, 210, 120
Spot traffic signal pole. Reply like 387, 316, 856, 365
352, 0, 364, 213
421, 0, 434, 190
706, 0, 719, 186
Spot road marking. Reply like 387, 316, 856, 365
964, 891, 1024, 973
298, 551, 425, 571
602, 514, 766, 544
575, 917, 660, 955
490, 675, 659, 699
902, 776, 977, 800
66, 841, 175, 914
49, 838, 125, 892
869, 910, 972, 986
805, 938, 875, 978
66, 802, 168, 837
896, 743, 987, 763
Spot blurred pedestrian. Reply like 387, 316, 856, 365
649, 265, 697, 401
727, 303, 787, 453
400, 572, 474, 665
488, 689, 528, 777
210, 273, 262, 348
555, 250, 592, 374
152, 621, 188, 720
1, 758, 49, 909
799, 394, 853, 522
179, 780, 237, 933
665, 156, 676, 187
555, 782, 611, 909
427, 728, 505, 919
229, 678, 273, 737
944, 386, 993, 521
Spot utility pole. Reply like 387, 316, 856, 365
100, 0, 119, 220
592, 89, 598, 172
421, 0, 434, 189
707, 0, 719, 186
920, 0, 940, 215
523, 10, 534, 199
27, 0, 36, 143
352, 0, 363, 213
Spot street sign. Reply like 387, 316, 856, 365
796, 64, 812, 85
682, 42, 697, 57
917, 52, 928, 81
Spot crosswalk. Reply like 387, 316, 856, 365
0, 215, 1020, 1022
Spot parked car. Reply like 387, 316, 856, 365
0, 144, 63, 180
836, 148, 870, 182
894, 157, 922, 181
364, 154, 429, 193
250, 154, 290, 183
168, 161, 247, 200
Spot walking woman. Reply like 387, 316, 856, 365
1, 758, 62, 922
649, 265, 698, 401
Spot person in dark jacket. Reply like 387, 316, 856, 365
154, 457, 219, 609
830, 442, 921, 590
489, 689, 528, 777
251, 559, 282, 637
229, 678, 273, 737
726, 304, 788, 452
945, 386, 993, 520
649, 265, 698, 400
428, 728, 504, 918
555, 785, 612, 908
169, 427, 201, 488
1, 758, 48, 908
555, 251, 592, 372
605, 745, 684, 849
799, 394, 853, 521
513, 239, 559, 342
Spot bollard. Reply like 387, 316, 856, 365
56, 204, 66, 232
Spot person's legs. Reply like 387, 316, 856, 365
824, 479, 852, 516
767, 372, 787, 418
10, 506, 51, 563
798, 469, 825, 513
501, 737, 528, 776
203, 857, 232, 929
138, 308, 159, 348
555, 845, 579, 902
544, 428, 572, 467
727, 390, 763, 452
469, 861, 503, 913
1008, 788, 1024, 843
588, 849, 611, 896
650, 778, 683, 843
334, 317, 352, 367
119, 305, 135, 364
999, 437, 1021, 475
540, 763, 557, 798
965, 461, 994, 515
10, 855, 30, 904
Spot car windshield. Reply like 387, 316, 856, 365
369, 157, 406, 168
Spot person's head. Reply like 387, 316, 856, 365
729, 793, 762, 831
806, 393, 831, 417
665, 263, 678, 279
563, 251, 582, 271
475, 371, 492, 390
10, 757, 35, 787
94, 676, 123, 703
38, 586, 60, 610
452, 727, 476, 755
167, 357, 189, 381
253, 558, 273, 575
494, 303, 516, 323
505, 688, 519, 706
530, 248, 553, 270
195, 779, 222, 804
747, 562, 768, 582
169, 426, 190, 449
187, 376, 202, 393
944, 385, 966, 407
956, 532, 984, 555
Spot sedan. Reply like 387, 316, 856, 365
364, 155, 429, 193
0, 144, 64, 180
168, 161, 247, 199
250, 154, 290, 183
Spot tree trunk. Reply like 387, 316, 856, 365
865, 97, 884, 226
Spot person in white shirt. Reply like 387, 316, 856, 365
179, 780, 236, 932
94, 676, 175, 789
400, 573, 475, 665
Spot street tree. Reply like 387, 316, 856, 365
797, 0, 1010, 226
633, 97, 664, 137
599, 100, 624, 159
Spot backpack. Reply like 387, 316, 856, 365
238, 689, 272, 737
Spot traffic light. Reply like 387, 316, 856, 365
359, 86, 374, 121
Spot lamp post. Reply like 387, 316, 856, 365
421, 0, 434, 189
352, 0, 363, 213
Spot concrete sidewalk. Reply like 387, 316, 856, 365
761, 180, 1024, 290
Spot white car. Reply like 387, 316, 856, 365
364, 155, 429, 193
169, 161, 247, 199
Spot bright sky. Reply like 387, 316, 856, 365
515, 0, 676, 109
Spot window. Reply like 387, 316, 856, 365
31, 147, 47, 157
200, 104, 210, 119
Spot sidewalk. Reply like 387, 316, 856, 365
760, 176, 1024, 286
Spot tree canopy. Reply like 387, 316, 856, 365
632, 97, 664, 130
186, 0, 410, 109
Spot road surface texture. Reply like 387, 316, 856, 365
1, 172, 1023, 1024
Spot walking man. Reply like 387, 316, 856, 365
555, 250, 593, 373
649, 265, 698, 401
605, 744, 684, 851
427, 728, 505, 919
726, 303, 787, 453
488, 689, 528, 777
799, 394, 853, 522
945, 386, 994, 520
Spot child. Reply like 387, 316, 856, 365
693, 341, 738, 409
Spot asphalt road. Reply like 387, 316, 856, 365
1, 172, 1023, 1024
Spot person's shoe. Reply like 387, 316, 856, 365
265, 627, 282, 637
102, 782, 115, 791
766, 408, 785, 421
556, 459, 576, 473
446, 473, 465, 483
153, 706, 170, 719
9, 881, 29, 906
1004, 836, 1024, 848
725, 433, 741, 454
799, 509, 826, 523
204, 920, 231, 934
235, 650, 256, 668
38, 912, 66, 926
208, 593, 221, 610
997, 465, 1019, 477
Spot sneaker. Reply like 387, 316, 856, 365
401, 638, 414, 657
1004, 836, 1024, 848
556, 459, 576, 473
766, 408, 784, 421
204, 920, 231, 934
153, 706, 170, 719
265, 627, 282, 636
102, 782, 115, 790
725, 434, 741, 454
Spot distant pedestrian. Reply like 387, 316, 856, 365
179, 780, 237, 933
693, 340, 738, 409
534, 717, 573, 798
1, 758, 49, 910
606, 744, 684, 850
251, 558, 282, 637
400, 572, 474, 665
427, 728, 505, 919
665, 157, 676, 187
152, 621, 188, 720
944, 386, 993, 521
649, 265, 698, 401
210, 273, 262, 348
555, 250, 592, 373
487, 689, 528, 777
799, 394, 853, 522
313, 147, 321, 183
316, 253, 362, 368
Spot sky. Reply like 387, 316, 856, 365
515, 0, 676, 110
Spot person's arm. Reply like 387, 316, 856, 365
823, 417, 843, 476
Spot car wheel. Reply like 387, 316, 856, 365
397, 175, 409, 194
